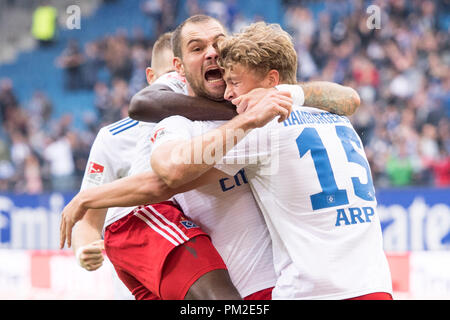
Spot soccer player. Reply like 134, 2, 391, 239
149, 22, 393, 299
60, 15, 363, 300
68, 32, 241, 300
128, 16, 360, 123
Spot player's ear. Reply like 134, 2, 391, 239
173, 57, 185, 76
265, 69, 280, 87
146, 67, 155, 85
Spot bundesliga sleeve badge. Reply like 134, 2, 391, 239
150, 127, 166, 143
85, 161, 105, 185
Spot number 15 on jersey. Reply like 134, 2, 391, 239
296, 125, 375, 211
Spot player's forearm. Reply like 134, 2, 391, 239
129, 87, 237, 122
300, 81, 361, 116
71, 209, 105, 255
151, 116, 253, 188
77, 172, 174, 210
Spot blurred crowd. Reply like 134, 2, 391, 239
284, 0, 450, 187
0, 0, 449, 194
0, 27, 153, 193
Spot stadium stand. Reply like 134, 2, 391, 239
0, 0, 448, 193
0, 0, 449, 301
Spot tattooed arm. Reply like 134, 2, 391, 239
300, 81, 361, 116
234, 82, 361, 116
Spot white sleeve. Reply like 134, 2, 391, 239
276, 84, 305, 106
152, 71, 187, 94
79, 128, 129, 191
150, 115, 195, 152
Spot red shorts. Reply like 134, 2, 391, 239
104, 202, 227, 300
347, 292, 393, 300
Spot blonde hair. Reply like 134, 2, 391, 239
217, 22, 298, 84
151, 32, 173, 70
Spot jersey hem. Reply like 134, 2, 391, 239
239, 280, 277, 299
273, 286, 393, 300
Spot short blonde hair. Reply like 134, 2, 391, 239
151, 32, 172, 68
217, 22, 298, 84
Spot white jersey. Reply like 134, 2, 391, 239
101, 121, 157, 229
214, 105, 392, 299
151, 116, 277, 298
80, 116, 140, 192
152, 70, 188, 95
79, 71, 186, 230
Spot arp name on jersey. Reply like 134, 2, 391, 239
335, 206, 375, 227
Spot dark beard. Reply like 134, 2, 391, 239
184, 68, 225, 102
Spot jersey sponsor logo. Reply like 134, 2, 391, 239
85, 161, 105, 185
150, 127, 166, 143
219, 169, 248, 192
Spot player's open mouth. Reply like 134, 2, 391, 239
204, 68, 224, 83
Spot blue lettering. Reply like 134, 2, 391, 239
295, 110, 305, 124
234, 169, 248, 186
315, 114, 323, 123
290, 111, 301, 125
314, 114, 325, 124
220, 169, 248, 192
349, 207, 365, 224
303, 112, 314, 124
281, 111, 350, 127
363, 206, 375, 222
321, 113, 331, 123
335, 209, 350, 226
321, 114, 331, 123
219, 178, 235, 192
283, 117, 292, 127
336, 206, 377, 227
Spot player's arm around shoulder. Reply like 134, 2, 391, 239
149, 115, 198, 188
129, 84, 237, 122
300, 81, 361, 116
150, 94, 292, 189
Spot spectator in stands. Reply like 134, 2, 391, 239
128, 43, 148, 96
43, 132, 76, 192
28, 90, 52, 130
9, 131, 30, 172
82, 42, 104, 90
57, 40, 85, 91
0, 78, 18, 124
0, 0, 448, 192
23, 152, 43, 194
141, 0, 164, 35
93, 81, 112, 123
103, 32, 133, 82
283, 0, 449, 188
386, 138, 415, 186
31, 1, 57, 47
